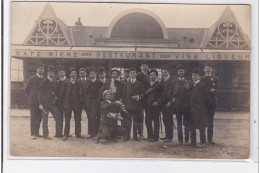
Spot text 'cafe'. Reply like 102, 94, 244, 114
11, 4, 250, 111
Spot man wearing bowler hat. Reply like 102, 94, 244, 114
38, 65, 63, 139
25, 62, 45, 139
200, 62, 220, 145
122, 67, 145, 141
189, 67, 212, 147
85, 67, 103, 139
56, 65, 69, 137
99, 68, 124, 101
168, 64, 192, 145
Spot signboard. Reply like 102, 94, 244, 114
11, 49, 250, 61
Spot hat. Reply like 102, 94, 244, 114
192, 67, 201, 74
129, 67, 136, 72
47, 65, 55, 72
111, 68, 121, 75
57, 65, 65, 72
176, 64, 184, 71
79, 67, 87, 72
140, 61, 149, 66
69, 67, 77, 74
124, 68, 130, 72
37, 62, 45, 68
98, 67, 106, 74
103, 90, 113, 99
205, 62, 213, 67
88, 67, 97, 73
161, 65, 170, 71
148, 69, 158, 76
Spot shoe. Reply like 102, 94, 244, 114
76, 134, 84, 138
68, 134, 72, 137
139, 135, 143, 140
62, 136, 68, 141
44, 136, 52, 140
134, 137, 140, 142
197, 143, 206, 147
160, 137, 167, 140
86, 135, 94, 139
149, 139, 158, 142
31, 135, 37, 140
208, 141, 216, 145
177, 141, 183, 145
36, 134, 43, 138
121, 136, 128, 142
190, 143, 197, 147
142, 137, 149, 141
54, 135, 63, 138
163, 139, 172, 143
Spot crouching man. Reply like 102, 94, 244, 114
95, 90, 128, 144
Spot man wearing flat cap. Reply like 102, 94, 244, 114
99, 68, 124, 101
25, 62, 45, 139
84, 67, 103, 139
189, 68, 212, 147
62, 67, 84, 141
200, 62, 220, 145
55, 65, 70, 137
122, 67, 145, 141
38, 65, 63, 139
168, 64, 192, 144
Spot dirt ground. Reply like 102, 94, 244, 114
9, 109, 249, 159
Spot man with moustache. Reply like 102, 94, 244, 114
200, 62, 220, 145
85, 67, 103, 139
158, 65, 175, 143
168, 64, 191, 145
38, 65, 63, 139
189, 68, 211, 147
122, 67, 145, 141
99, 68, 124, 101
144, 69, 161, 142
62, 67, 84, 141
55, 65, 69, 137
25, 62, 45, 139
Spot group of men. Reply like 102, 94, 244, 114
25, 61, 219, 147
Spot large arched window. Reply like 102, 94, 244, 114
111, 13, 164, 39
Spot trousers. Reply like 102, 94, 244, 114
145, 106, 160, 140
64, 104, 82, 137
162, 107, 173, 140
29, 104, 42, 136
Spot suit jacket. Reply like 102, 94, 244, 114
100, 101, 120, 126
200, 75, 220, 108
24, 75, 44, 105
56, 78, 70, 109
38, 78, 58, 107
99, 79, 124, 101
62, 80, 83, 109
190, 81, 212, 129
84, 79, 103, 107
122, 80, 145, 111
168, 77, 192, 114
158, 76, 174, 107
146, 81, 161, 107
136, 72, 150, 90
77, 78, 90, 105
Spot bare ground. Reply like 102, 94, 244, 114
9, 110, 249, 159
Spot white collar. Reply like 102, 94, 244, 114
142, 71, 148, 75
47, 76, 53, 82
150, 79, 157, 86
164, 75, 170, 82
91, 78, 96, 83
81, 77, 87, 81
37, 73, 43, 78
130, 78, 136, 83
205, 74, 212, 77
106, 100, 112, 103
60, 76, 66, 81
178, 77, 185, 81
194, 80, 200, 86
70, 79, 76, 84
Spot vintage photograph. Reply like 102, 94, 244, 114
10, 2, 250, 159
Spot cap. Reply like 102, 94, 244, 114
148, 69, 158, 76
111, 68, 121, 75
192, 67, 201, 74
124, 68, 130, 72
176, 64, 184, 71
98, 67, 106, 74
37, 62, 45, 68
79, 67, 87, 72
205, 62, 213, 67
88, 67, 97, 73
69, 67, 77, 74
47, 65, 55, 72
129, 67, 136, 72
103, 90, 113, 99
57, 65, 65, 72
161, 65, 170, 71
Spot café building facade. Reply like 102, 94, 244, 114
11, 4, 250, 111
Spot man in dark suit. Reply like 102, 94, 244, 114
38, 65, 63, 139
168, 64, 191, 145
122, 67, 145, 141
55, 65, 69, 137
62, 68, 84, 141
24, 62, 45, 139
200, 62, 220, 145
144, 69, 161, 142
123, 68, 130, 82
158, 65, 175, 143
189, 68, 212, 147
98, 67, 108, 84
136, 62, 150, 139
99, 68, 124, 101
85, 67, 103, 139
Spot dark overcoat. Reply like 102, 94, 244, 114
24, 75, 44, 105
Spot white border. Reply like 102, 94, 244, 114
3, 0, 259, 173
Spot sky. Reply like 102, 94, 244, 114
11, 2, 250, 44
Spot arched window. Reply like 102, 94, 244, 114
111, 13, 164, 39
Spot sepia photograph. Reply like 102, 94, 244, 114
9, 2, 251, 159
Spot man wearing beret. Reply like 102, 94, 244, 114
99, 68, 124, 101
38, 65, 63, 139
144, 69, 161, 142
168, 64, 192, 145
189, 68, 212, 147
25, 62, 45, 139
122, 67, 145, 141
62, 67, 84, 141
56, 65, 70, 137
158, 65, 175, 142
85, 67, 103, 139
200, 62, 220, 145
